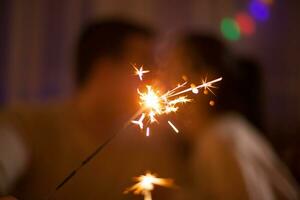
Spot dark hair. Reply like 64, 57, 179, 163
76, 19, 153, 87
181, 33, 238, 112
182, 34, 231, 75
181, 33, 264, 130
235, 56, 264, 130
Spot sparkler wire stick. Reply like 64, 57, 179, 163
45, 109, 142, 200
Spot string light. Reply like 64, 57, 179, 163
220, 0, 274, 40
249, 1, 270, 22
236, 12, 256, 36
220, 18, 241, 41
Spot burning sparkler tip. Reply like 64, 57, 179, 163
125, 172, 175, 200
133, 64, 222, 136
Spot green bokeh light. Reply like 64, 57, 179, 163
221, 18, 241, 41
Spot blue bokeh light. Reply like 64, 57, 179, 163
249, 1, 270, 22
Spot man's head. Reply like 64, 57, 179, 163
76, 18, 154, 88
75, 19, 154, 111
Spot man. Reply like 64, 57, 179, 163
0, 19, 177, 200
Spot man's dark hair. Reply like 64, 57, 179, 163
76, 19, 153, 87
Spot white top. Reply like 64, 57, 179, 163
0, 124, 29, 195
206, 113, 298, 200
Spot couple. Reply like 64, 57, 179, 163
0, 18, 298, 200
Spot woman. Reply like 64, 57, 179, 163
164, 33, 299, 200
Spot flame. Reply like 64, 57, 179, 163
131, 66, 222, 135
124, 172, 174, 200
138, 86, 162, 114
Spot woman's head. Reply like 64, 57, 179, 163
164, 33, 237, 117
163, 32, 263, 131
180, 33, 230, 78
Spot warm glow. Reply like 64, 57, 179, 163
140, 175, 155, 190
131, 67, 222, 136
138, 86, 162, 114
124, 172, 174, 200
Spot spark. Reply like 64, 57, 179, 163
201, 76, 217, 96
131, 113, 145, 130
124, 172, 174, 200
168, 121, 179, 133
131, 67, 222, 135
190, 83, 199, 94
149, 111, 157, 123
132, 64, 150, 80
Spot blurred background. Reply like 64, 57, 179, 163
0, 0, 299, 180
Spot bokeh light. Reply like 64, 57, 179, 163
221, 18, 241, 41
249, 1, 270, 21
236, 12, 256, 36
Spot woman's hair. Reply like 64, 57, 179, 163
180, 33, 238, 113
180, 33, 264, 130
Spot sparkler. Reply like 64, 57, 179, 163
131, 65, 222, 136
124, 172, 174, 200
45, 64, 221, 199
45, 110, 142, 200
